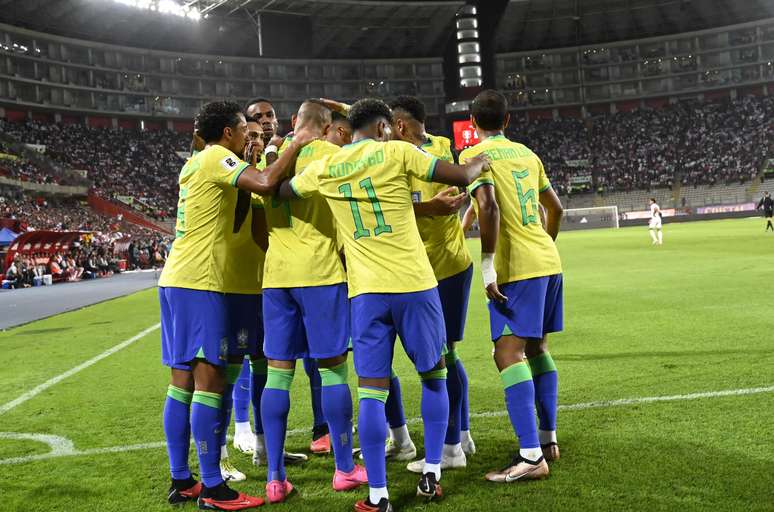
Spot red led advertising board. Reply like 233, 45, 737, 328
452, 120, 479, 150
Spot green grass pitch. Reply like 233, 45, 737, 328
1, 217, 773, 511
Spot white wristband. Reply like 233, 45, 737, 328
481, 252, 497, 287
265, 144, 278, 155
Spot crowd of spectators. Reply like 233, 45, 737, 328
0, 142, 59, 184
0, 118, 189, 219
504, 95, 774, 195
1, 94, 772, 221
4, 247, 119, 289
3, 234, 169, 289
0, 186, 153, 236
1, 186, 171, 288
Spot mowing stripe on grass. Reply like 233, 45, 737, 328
0, 323, 161, 416
1, 384, 771, 465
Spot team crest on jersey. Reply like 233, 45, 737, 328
237, 328, 249, 349
411, 191, 422, 204
220, 156, 239, 171
219, 337, 229, 360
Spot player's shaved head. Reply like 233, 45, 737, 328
471, 89, 509, 131
296, 100, 333, 131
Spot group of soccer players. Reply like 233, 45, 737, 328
158, 89, 565, 511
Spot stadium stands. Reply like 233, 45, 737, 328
505, 95, 774, 211
0, 118, 189, 219
0, 184, 170, 284
1, 94, 770, 233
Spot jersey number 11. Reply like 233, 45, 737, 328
338, 177, 393, 240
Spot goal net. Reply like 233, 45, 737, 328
562, 206, 619, 230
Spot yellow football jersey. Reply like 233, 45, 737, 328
461, 135, 562, 283
290, 139, 438, 298
410, 134, 472, 280
160, 144, 262, 294
223, 202, 265, 293
255, 135, 292, 170
262, 139, 345, 288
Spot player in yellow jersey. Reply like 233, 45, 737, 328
214, 115, 265, 483
461, 90, 564, 484
245, 98, 331, 458
246, 98, 279, 147
227, 116, 264, 461
158, 100, 315, 511
275, 98, 490, 512
388, 96, 475, 472
257, 101, 367, 503
228, 115, 306, 468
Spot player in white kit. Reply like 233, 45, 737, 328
648, 198, 663, 245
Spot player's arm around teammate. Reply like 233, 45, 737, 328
274, 138, 488, 202
256, 101, 367, 503
234, 126, 317, 196
275, 98, 489, 512
161, 101, 290, 510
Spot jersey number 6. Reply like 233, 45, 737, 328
512, 169, 539, 227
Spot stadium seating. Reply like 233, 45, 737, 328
0, 95, 771, 229
506, 95, 773, 199
0, 118, 189, 220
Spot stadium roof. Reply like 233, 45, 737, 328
2, 0, 773, 59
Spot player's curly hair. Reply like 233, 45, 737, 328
471, 90, 508, 131
195, 101, 243, 143
348, 98, 393, 131
389, 95, 426, 124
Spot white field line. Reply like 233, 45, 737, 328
1, 384, 771, 466
405, 384, 774, 423
0, 323, 160, 416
